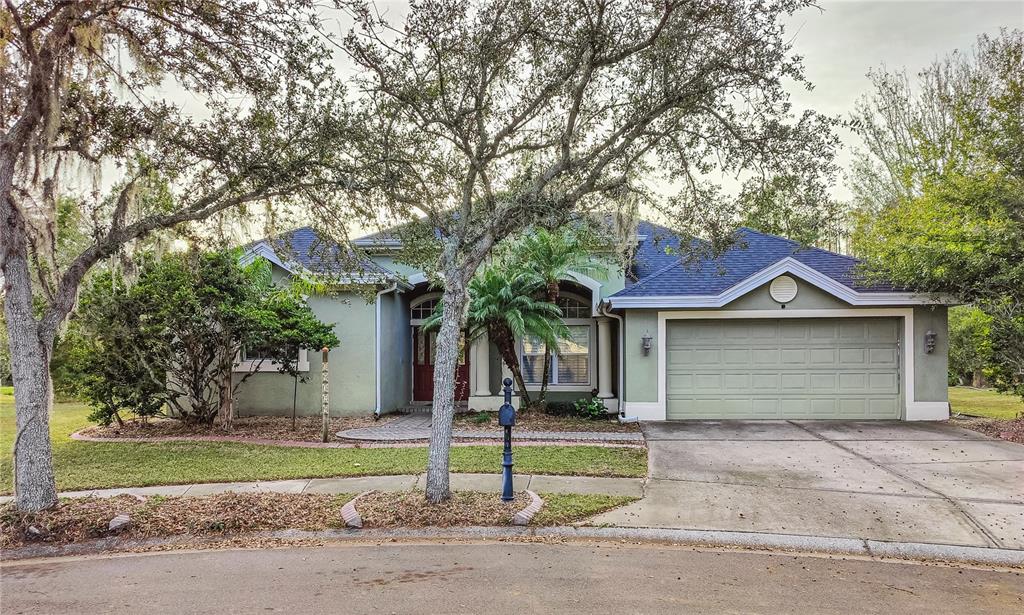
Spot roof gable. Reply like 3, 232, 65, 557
244, 226, 397, 284
611, 227, 933, 307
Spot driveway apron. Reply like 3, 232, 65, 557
590, 420, 1024, 550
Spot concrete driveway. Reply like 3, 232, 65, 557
591, 420, 1024, 550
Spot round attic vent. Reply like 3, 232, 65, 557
769, 275, 798, 304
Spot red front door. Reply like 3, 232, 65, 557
412, 326, 470, 402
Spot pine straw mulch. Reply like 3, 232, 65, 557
453, 411, 640, 433
0, 493, 353, 549
78, 414, 396, 443
951, 416, 1024, 444
355, 491, 531, 527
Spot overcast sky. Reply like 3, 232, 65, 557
783, 0, 1023, 199
151, 1, 1024, 238
317, 0, 1023, 207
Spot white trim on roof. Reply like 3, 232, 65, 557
240, 241, 404, 287
608, 257, 940, 308
566, 270, 603, 316
240, 242, 298, 274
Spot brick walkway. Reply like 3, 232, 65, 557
337, 413, 644, 443
0, 474, 645, 503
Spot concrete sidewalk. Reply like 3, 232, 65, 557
1, 473, 645, 502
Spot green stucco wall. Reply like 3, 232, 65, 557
379, 290, 412, 412
623, 309, 659, 403
234, 290, 378, 417
913, 305, 949, 403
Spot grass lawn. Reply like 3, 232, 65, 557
949, 386, 1024, 420
0, 394, 647, 494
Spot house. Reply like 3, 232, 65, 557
235, 222, 950, 421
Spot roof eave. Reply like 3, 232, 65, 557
607, 257, 953, 309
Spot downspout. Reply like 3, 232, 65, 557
374, 282, 399, 419
600, 302, 637, 423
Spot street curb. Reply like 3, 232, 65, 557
512, 491, 544, 526
341, 491, 373, 528
3, 525, 1021, 568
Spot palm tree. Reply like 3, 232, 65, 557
425, 263, 566, 406
512, 228, 606, 404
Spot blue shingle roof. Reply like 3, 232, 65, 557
615, 226, 898, 298
258, 227, 394, 278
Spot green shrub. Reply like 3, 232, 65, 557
572, 397, 607, 420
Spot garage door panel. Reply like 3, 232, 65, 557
752, 349, 780, 364
722, 348, 751, 365
839, 348, 866, 365
810, 373, 838, 391
666, 318, 901, 420
869, 348, 897, 365
867, 319, 899, 341
810, 348, 837, 365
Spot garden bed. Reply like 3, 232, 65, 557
78, 415, 397, 443
951, 416, 1024, 445
0, 493, 353, 549
0, 491, 636, 549
454, 411, 639, 433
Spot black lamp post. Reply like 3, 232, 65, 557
498, 377, 516, 502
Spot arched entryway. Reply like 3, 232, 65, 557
409, 293, 471, 402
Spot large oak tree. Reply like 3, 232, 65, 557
340, 0, 838, 502
851, 30, 1023, 398
1, 1, 356, 511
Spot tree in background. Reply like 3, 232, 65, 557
738, 174, 848, 251
343, 0, 838, 502
73, 272, 170, 427
948, 306, 992, 388
1, 1, 357, 511
511, 227, 606, 405
74, 252, 339, 428
851, 30, 1023, 398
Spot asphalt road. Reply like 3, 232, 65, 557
2, 541, 1022, 614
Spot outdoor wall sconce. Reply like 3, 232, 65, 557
925, 330, 937, 354
641, 332, 653, 356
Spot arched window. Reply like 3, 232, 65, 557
410, 295, 440, 321
556, 294, 590, 318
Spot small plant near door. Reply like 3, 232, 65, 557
572, 396, 608, 420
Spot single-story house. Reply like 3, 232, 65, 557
235, 221, 950, 421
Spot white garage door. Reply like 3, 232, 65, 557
665, 318, 902, 419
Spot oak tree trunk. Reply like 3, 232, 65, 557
3, 249, 58, 512
217, 365, 234, 430
424, 277, 470, 503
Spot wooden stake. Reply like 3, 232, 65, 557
321, 347, 330, 443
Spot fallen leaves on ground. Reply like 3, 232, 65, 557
0, 492, 353, 548
356, 491, 638, 528
79, 415, 394, 443
357, 491, 530, 527
952, 416, 1024, 444
453, 412, 640, 433
1, 491, 639, 549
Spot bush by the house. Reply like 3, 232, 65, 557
75, 251, 338, 428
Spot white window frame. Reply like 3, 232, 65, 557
234, 347, 309, 373
518, 293, 596, 392
409, 292, 442, 325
